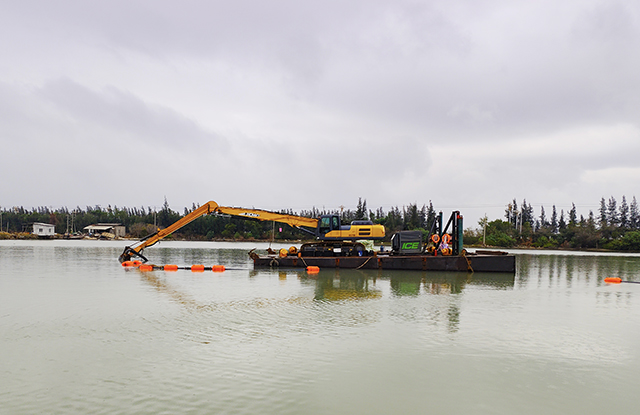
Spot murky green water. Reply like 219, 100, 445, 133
1, 240, 639, 414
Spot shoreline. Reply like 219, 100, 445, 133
2, 231, 637, 254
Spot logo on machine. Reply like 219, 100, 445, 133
402, 242, 420, 250
239, 212, 260, 218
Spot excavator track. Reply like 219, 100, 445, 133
299, 241, 371, 257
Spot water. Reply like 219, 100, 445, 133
1, 240, 639, 414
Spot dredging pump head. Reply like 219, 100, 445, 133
118, 246, 147, 263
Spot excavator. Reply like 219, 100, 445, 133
118, 201, 385, 263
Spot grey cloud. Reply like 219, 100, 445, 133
2, 0, 640, 226
37, 78, 226, 151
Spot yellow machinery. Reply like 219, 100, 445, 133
118, 201, 385, 263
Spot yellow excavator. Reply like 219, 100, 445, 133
118, 201, 385, 263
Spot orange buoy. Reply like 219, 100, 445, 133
430, 234, 440, 244
191, 264, 205, 272
139, 264, 154, 271
442, 234, 452, 244
121, 261, 134, 267
306, 266, 320, 273
604, 277, 622, 284
279, 248, 288, 258
164, 264, 179, 271
212, 265, 226, 272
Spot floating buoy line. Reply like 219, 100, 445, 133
121, 260, 322, 274
121, 261, 226, 272
604, 277, 640, 284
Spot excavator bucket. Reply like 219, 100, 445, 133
118, 246, 148, 263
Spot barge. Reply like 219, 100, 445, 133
251, 249, 515, 273
251, 211, 515, 273
118, 201, 516, 274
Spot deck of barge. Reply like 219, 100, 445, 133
253, 251, 515, 273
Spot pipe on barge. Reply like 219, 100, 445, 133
252, 250, 515, 273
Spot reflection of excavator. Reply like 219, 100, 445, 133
118, 201, 385, 263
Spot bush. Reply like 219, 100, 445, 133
485, 232, 516, 247
608, 231, 640, 251
533, 235, 556, 248
16, 232, 38, 240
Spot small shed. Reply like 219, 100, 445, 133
32, 222, 55, 237
84, 223, 126, 238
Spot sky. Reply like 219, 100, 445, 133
1, 0, 639, 229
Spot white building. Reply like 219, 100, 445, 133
32, 222, 55, 237
84, 223, 126, 238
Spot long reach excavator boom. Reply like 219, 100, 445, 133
118, 201, 385, 263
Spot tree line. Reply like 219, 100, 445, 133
2, 196, 640, 251
0, 197, 439, 242
465, 196, 640, 251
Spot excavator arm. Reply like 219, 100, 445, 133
119, 201, 319, 263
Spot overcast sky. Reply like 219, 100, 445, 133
1, 0, 639, 228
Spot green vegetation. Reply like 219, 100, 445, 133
466, 196, 640, 251
2, 195, 640, 251
0, 197, 437, 243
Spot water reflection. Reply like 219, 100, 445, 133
136, 265, 516, 312
309, 272, 382, 301
130, 268, 200, 309
297, 269, 515, 301
516, 253, 640, 289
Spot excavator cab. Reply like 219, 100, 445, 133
317, 215, 341, 237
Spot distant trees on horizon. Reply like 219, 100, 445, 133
467, 196, 640, 250
2, 196, 640, 250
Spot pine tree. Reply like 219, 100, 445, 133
607, 196, 618, 226
419, 205, 427, 229
426, 201, 436, 230
619, 195, 629, 229
569, 203, 577, 226
558, 210, 566, 231
355, 198, 365, 220
521, 199, 534, 228
630, 196, 639, 230
540, 206, 547, 228
551, 205, 558, 233
404, 204, 420, 229
599, 198, 607, 228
